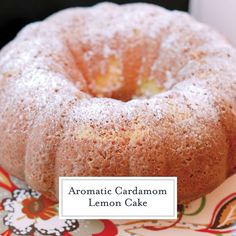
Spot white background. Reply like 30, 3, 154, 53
191, 0, 236, 46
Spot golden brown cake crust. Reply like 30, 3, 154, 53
0, 3, 236, 203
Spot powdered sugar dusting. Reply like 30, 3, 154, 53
0, 2, 236, 203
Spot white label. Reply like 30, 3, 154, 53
59, 177, 177, 219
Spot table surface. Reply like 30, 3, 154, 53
0, 166, 235, 236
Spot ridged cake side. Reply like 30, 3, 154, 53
0, 3, 236, 203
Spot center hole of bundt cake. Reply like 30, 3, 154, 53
82, 56, 165, 102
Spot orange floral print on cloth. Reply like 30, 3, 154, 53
1, 164, 236, 236
21, 195, 57, 220
0, 167, 118, 236
2, 189, 78, 235
116, 194, 236, 235
114, 174, 236, 236
197, 193, 236, 234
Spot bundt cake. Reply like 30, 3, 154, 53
0, 2, 236, 204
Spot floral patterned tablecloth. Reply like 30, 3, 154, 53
0, 166, 235, 236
